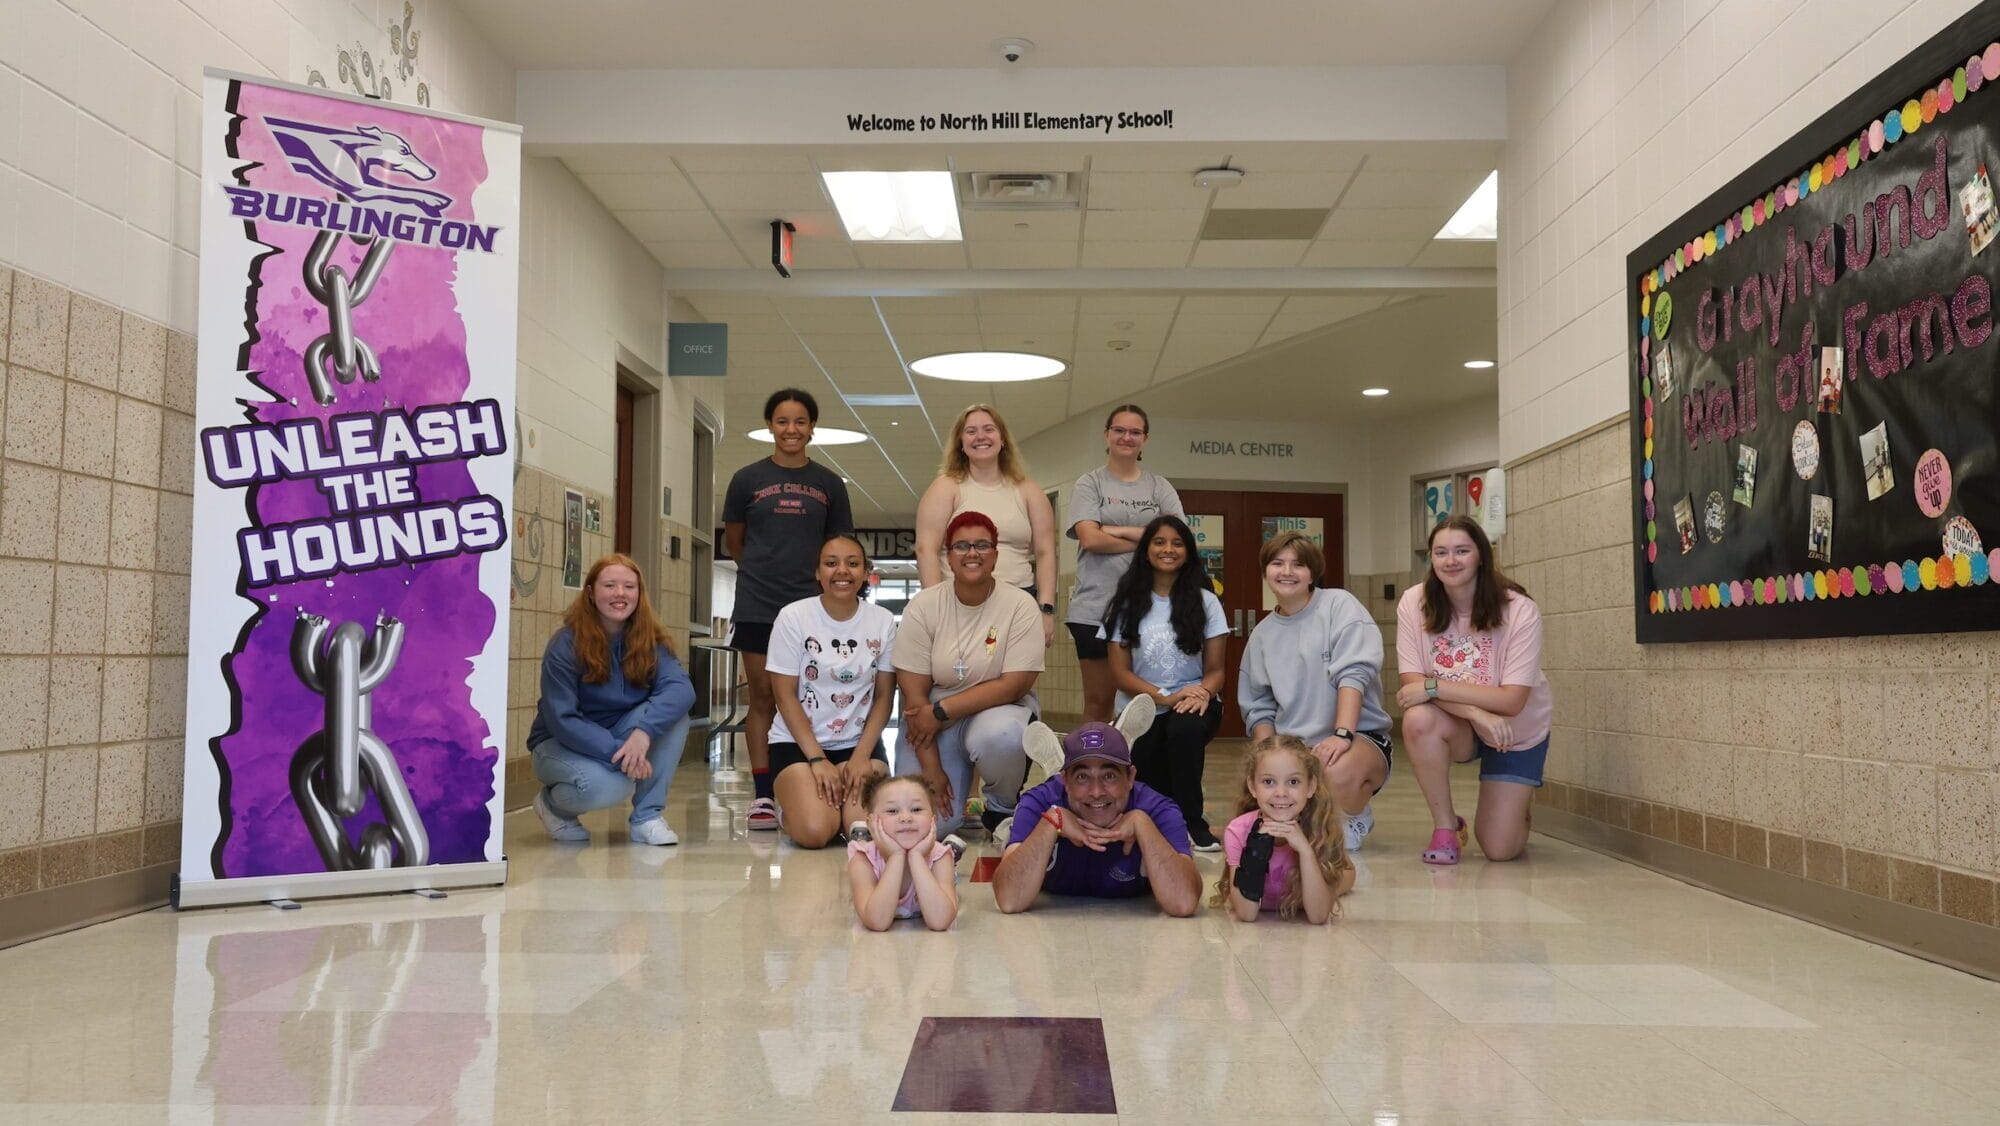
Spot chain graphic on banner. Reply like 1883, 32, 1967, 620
288, 611, 430, 870
302, 228, 395, 405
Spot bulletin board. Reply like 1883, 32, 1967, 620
1630, 2, 2000, 643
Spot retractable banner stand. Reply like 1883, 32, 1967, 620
176, 70, 519, 908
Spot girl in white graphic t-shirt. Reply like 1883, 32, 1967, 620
767, 535, 899, 848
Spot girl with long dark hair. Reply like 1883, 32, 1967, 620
1101, 515, 1228, 851
1394, 515, 1553, 865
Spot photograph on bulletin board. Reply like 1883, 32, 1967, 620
1628, 3, 2000, 643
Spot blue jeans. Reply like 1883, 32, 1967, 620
530, 716, 692, 826
896, 699, 1033, 835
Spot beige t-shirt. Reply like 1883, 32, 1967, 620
893, 581, 1045, 704
949, 476, 1036, 589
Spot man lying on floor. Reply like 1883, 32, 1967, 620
990, 700, 1202, 917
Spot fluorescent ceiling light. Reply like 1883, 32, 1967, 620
1435, 171, 1498, 240
843, 393, 925, 407
748, 427, 868, 445
822, 170, 962, 242
1463, 359, 1495, 369
1361, 387, 1390, 397
910, 351, 1067, 383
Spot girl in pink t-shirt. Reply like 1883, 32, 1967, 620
1394, 516, 1554, 866
847, 775, 960, 931
1211, 736, 1355, 924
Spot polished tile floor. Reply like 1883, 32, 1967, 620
4, 737, 1999, 1124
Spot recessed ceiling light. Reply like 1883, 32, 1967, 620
748, 427, 867, 445
843, 393, 924, 407
1463, 359, 1495, 369
822, 170, 962, 242
911, 351, 1067, 382
1435, 171, 1497, 240
1361, 388, 1390, 397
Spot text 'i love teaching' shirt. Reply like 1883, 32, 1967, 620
1394, 586, 1553, 750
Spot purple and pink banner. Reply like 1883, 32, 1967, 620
178, 72, 518, 906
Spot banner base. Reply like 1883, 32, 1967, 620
172, 860, 508, 910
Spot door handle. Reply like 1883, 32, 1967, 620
1229, 609, 1242, 637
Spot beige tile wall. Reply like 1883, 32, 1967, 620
0, 268, 195, 910
1507, 421, 2000, 934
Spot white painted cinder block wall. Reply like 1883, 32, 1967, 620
1499, 0, 2000, 916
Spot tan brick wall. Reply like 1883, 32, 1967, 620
0, 268, 196, 906
1508, 422, 2000, 932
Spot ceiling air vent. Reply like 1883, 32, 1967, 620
960, 171, 1084, 210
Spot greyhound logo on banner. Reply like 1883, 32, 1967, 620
264, 117, 453, 215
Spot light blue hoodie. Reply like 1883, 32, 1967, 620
1237, 588, 1388, 741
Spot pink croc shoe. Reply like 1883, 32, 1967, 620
1422, 816, 1468, 865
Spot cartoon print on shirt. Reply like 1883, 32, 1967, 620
830, 638, 859, 659
802, 686, 819, 709
866, 637, 883, 656
830, 692, 856, 708
804, 637, 822, 655
804, 661, 820, 682
1431, 633, 1494, 683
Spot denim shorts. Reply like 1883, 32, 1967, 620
1477, 732, 1550, 787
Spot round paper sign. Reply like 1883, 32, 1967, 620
1792, 421, 1820, 479
1944, 515, 1983, 559
1914, 449, 1952, 518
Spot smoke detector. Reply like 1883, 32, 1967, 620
994, 37, 1034, 64
1193, 166, 1245, 190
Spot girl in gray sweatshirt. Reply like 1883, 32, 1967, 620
1236, 533, 1391, 849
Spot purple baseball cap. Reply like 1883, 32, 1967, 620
1061, 722, 1132, 769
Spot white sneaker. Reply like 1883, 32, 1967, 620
989, 816, 1014, 846
941, 834, 968, 862
1343, 805, 1375, 852
533, 792, 589, 842
846, 820, 872, 843
629, 819, 679, 846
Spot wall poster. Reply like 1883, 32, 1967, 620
178, 71, 520, 907
1629, 4, 2000, 642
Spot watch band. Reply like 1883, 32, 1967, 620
1425, 677, 1439, 699
1039, 602, 1056, 615
931, 701, 950, 722
805, 755, 827, 764
1333, 727, 1354, 741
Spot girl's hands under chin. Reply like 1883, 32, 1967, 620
872, 814, 904, 858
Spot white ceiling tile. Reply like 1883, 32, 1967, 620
1188, 240, 1307, 267
1082, 208, 1206, 242
960, 209, 1083, 242
884, 312, 981, 334
674, 151, 818, 173
977, 296, 1078, 317
686, 171, 833, 210
895, 334, 987, 358
1320, 206, 1455, 240
618, 210, 729, 241
644, 241, 751, 268
1087, 144, 1241, 172
1338, 167, 1490, 209
976, 315, 1074, 337
814, 150, 959, 172
948, 146, 1089, 173
1408, 241, 1497, 268
1214, 170, 1353, 209
1078, 241, 1190, 268
1221, 141, 1371, 171
965, 242, 1080, 269
1079, 295, 1182, 317
559, 147, 686, 174
1169, 313, 1274, 335
1085, 171, 1214, 210
853, 243, 970, 269
578, 172, 707, 210
1176, 296, 1283, 317
1299, 239, 1425, 267
878, 297, 977, 315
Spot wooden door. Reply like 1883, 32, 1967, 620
1176, 489, 1346, 739
614, 386, 636, 556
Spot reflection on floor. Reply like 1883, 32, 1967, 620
3, 737, 1999, 1124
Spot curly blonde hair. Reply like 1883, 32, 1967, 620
939, 403, 1027, 482
1209, 735, 1352, 919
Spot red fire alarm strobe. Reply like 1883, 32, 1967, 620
771, 220, 795, 278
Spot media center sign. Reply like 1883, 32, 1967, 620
1187, 437, 1296, 459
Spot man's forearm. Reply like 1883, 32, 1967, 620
991, 822, 1057, 912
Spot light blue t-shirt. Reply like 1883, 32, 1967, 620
1103, 589, 1229, 709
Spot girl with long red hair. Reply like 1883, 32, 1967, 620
528, 554, 695, 846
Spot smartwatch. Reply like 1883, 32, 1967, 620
1039, 602, 1056, 615
931, 701, 950, 722
1425, 677, 1439, 699
1332, 726, 1354, 742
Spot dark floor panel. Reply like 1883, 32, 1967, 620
892, 1016, 1115, 1113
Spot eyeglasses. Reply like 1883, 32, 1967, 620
1107, 427, 1146, 439
948, 540, 996, 555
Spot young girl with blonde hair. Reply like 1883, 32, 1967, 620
1212, 735, 1355, 923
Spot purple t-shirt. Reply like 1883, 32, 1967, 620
1007, 776, 1191, 898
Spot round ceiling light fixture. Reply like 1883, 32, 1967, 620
1361, 387, 1391, 397
1463, 359, 1496, 369
748, 426, 868, 445
910, 351, 1067, 382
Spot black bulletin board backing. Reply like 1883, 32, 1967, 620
1629, 1, 2000, 643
